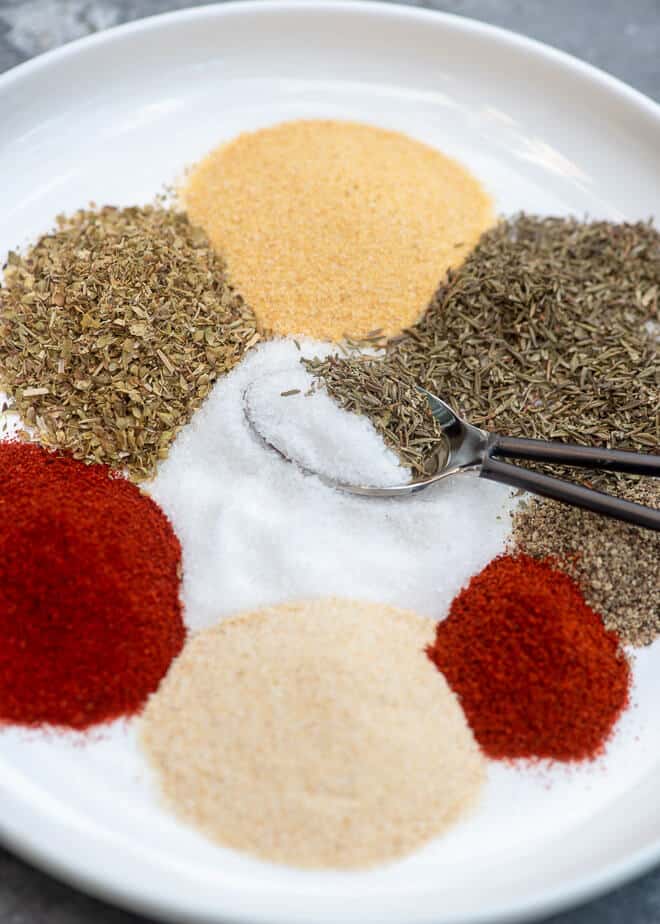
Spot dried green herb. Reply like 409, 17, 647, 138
510, 480, 660, 647
306, 215, 659, 482
0, 206, 259, 479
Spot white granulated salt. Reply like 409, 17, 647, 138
149, 339, 513, 631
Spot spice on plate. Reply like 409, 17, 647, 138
511, 482, 660, 647
427, 554, 630, 762
0, 441, 185, 730
183, 119, 493, 341
140, 598, 485, 869
306, 215, 659, 477
0, 206, 259, 480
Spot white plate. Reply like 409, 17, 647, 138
1, 3, 659, 923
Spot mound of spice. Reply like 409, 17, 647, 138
184, 119, 493, 341
141, 598, 485, 869
427, 554, 630, 762
0, 441, 185, 730
511, 482, 660, 647
307, 215, 659, 477
0, 206, 259, 480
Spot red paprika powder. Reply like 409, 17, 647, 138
0, 441, 185, 730
427, 553, 630, 762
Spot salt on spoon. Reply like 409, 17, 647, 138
243, 367, 411, 489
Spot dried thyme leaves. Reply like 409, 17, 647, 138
0, 206, 259, 479
511, 481, 660, 647
306, 216, 659, 480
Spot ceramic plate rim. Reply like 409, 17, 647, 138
1, 3, 660, 923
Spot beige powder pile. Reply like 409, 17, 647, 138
184, 120, 493, 340
140, 598, 484, 869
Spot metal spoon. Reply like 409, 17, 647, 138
243, 383, 660, 531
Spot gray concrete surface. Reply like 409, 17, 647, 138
1, 1, 659, 922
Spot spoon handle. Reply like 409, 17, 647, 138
479, 457, 660, 531
488, 435, 660, 476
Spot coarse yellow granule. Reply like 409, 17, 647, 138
183, 120, 493, 340
140, 598, 485, 869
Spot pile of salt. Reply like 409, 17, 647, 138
149, 339, 513, 631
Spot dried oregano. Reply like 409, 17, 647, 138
306, 215, 659, 483
0, 206, 259, 479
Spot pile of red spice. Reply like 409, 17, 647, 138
427, 554, 630, 762
0, 441, 185, 730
